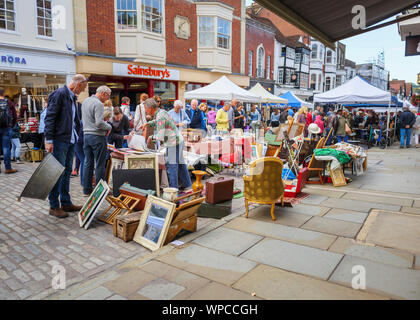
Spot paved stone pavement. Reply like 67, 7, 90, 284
1, 145, 420, 300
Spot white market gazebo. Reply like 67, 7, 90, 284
184, 76, 261, 103
248, 83, 288, 104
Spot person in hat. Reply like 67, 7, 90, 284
308, 123, 321, 139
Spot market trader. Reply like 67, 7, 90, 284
44, 74, 87, 218
139, 98, 192, 191
187, 99, 206, 132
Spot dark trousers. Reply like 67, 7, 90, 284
325, 127, 334, 146
83, 134, 107, 194
48, 140, 75, 209
75, 142, 85, 186
0, 127, 12, 170
165, 140, 192, 189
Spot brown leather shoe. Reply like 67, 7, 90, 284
4, 169, 17, 174
61, 204, 83, 212
49, 208, 68, 219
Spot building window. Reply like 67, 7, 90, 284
326, 51, 332, 64
285, 69, 292, 85
302, 53, 309, 65
311, 44, 317, 59
198, 16, 214, 47
217, 18, 230, 49
318, 74, 322, 91
142, 0, 162, 33
117, 0, 137, 30
0, 0, 15, 32
319, 45, 323, 61
310, 74, 316, 90
286, 47, 295, 59
325, 77, 331, 91
257, 46, 265, 78
278, 68, 284, 84
248, 50, 253, 77
266, 55, 271, 79
295, 52, 301, 64
300, 73, 308, 89
37, 0, 53, 37
281, 47, 286, 57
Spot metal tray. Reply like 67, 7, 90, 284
18, 153, 65, 201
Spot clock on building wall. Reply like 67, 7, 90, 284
291, 73, 298, 83
174, 16, 190, 40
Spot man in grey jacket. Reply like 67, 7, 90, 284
81, 86, 112, 195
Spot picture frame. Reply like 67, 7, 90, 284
274, 123, 290, 142
78, 180, 110, 229
133, 196, 177, 251
288, 123, 305, 138
125, 154, 160, 197
328, 164, 347, 187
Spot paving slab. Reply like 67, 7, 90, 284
415, 256, 420, 270
136, 278, 187, 300
300, 194, 329, 205
276, 204, 330, 217
192, 227, 263, 256
329, 255, 420, 300
324, 208, 368, 224
302, 187, 346, 198
342, 193, 413, 207
321, 197, 401, 213
302, 216, 362, 238
75, 286, 113, 300
224, 217, 336, 250
400, 206, 420, 215
329, 237, 414, 268
246, 206, 312, 228
232, 264, 387, 300
240, 238, 343, 280
364, 211, 420, 255
414, 200, 420, 208
135, 260, 210, 300
156, 244, 257, 286
187, 282, 260, 300
103, 269, 158, 298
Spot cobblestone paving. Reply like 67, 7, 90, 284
0, 161, 216, 299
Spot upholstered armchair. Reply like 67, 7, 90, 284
243, 157, 285, 221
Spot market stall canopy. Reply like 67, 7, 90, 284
184, 76, 261, 103
248, 83, 288, 104
279, 91, 313, 108
314, 76, 392, 104
255, 0, 420, 48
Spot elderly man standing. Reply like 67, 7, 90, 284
81, 86, 112, 196
187, 99, 206, 132
140, 99, 192, 190
216, 103, 231, 132
229, 99, 239, 129
168, 100, 190, 131
44, 74, 87, 218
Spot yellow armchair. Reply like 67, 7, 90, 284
243, 157, 285, 221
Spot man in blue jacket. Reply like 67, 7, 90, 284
400, 106, 416, 148
44, 74, 88, 218
186, 99, 206, 132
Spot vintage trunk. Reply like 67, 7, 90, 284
113, 211, 143, 242
205, 177, 234, 204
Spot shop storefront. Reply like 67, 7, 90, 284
0, 44, 76, 116
76, 55, 250, 110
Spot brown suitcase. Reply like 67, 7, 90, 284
205, 177, 234, 204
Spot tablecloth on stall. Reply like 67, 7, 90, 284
188, 136, 254, 161
314, 148, 351, 171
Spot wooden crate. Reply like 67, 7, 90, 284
113, 211, 142, 242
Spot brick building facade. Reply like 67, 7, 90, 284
75, 0, 249, 105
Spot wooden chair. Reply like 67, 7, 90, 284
243, 157, 285, 221
306, 137, 326, 185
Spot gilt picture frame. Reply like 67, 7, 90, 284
133, 196, 176, 251
124, 154, 160, 197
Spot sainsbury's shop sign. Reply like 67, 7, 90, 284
113, 63, 180, 81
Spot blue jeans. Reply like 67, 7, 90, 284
337, 135, 348, 143
325, 127, 333, 146
0, 128, 12, 170
48, 140, 75, 209
11, 138, 21, 159
165, 140, 192, 189
83, 134, 107, 194
400, 128, 411, 147
75, 142, 85, 186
